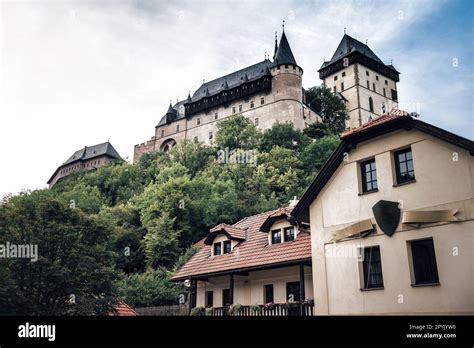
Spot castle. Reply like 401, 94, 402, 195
133, 29, 400, 163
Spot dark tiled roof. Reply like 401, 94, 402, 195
64, 142, 122, 165
319, 34, 398, 73
272, 31, 297, 67
171, 208, 311, 281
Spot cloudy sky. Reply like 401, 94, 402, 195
0, 0, 472, 197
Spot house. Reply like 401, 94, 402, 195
47, 141, 122, 188
171, 207, 314, 316
292, 110, 474, 315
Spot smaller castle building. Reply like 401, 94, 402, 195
47, 142, 122, 188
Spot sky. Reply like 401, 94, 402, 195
0, 0, 473, 197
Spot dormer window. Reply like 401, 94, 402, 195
223, 240, 231, 254
284, 227, 295, 242
271, 229, 282, 244
213, 243, 222, 256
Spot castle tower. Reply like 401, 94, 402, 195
270, 29, 305, 128
318, 34, 400, 129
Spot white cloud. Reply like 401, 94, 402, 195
0, 0, 466, 197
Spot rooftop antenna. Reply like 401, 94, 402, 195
176, 98, 178, 104
282, 19, 285, 32
390, 59, 393, 65
344, 27, 346, 34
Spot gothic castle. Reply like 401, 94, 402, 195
133, 29, 399, 163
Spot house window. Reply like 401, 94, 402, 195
161, 130, 165, 137
176, 125, 180, 132
334, 75, 338, 81
360, 158, 377, 192
223, 240, 231, 254
213, 242, 221, 256
372, 83, 376, 92
366, 80, 370, 89
271, 229, 281, 244
333, 86, 337, 93
214, 113, 218, 120
341, 82, 344, 91
260, 97, 265, 105
239, 104, 242, 112
250, 101, 254, 108
286, 282, 300, 303
409, 238, 439, 285
254, 118, 259, 126
394, 147, 415, 184
205, 291, 214, 307
369, 97, 374, 112
196, 118, 201, 125
222, 289, 231, 306
284, 227, 295, 242
362, 246, 384, 289
232, 106, 236, 114
264, 284, 274, 304
342, 72, 346, 77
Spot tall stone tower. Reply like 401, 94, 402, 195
270, 29, 305, 129
318, 34, 400, 129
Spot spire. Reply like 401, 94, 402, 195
272, 30, 297, 67
186, 91, 192, 103
273, 31, 278, 60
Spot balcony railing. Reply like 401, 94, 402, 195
204, 302, 314, 316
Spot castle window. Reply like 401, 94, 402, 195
373, 83, 376, 92
391, 89, 398, 102
341, 82, 344, 91
285, 64, 288, 68
277, 66, 280, 70
194, 136, 198, 142
239, 104, 242, 112
385, 80, 388, 85
161, 130, 164, 137
232, 106, 236, 114
255, 118, 259, 126
376, 75, 379, 81
360, 158, 378, 193
197, 118, 201, 125
209, 132, 213, 140
214, 112, 218, 120
366, 71, 369, 76
250, 101, 254, 108
369, 97, 374, 112
383, 88, 386, 97
293, 65, 296, 70
334, 75, 338, 81
260, 97, 265, 105
366, 81, 370, 89
176, 125, 180, 132
342, 72, 346, 77
333, 86, 337, 93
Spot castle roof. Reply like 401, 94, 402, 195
319, 34, 399, 75
272, 31, 298, 67
47, 142, 122, 184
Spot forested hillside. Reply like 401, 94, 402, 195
0, 86, 346, 314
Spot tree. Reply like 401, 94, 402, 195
305, 86, 349, 135
0, 192, 118, 315
215, 114, 261, 150
301, 135, 340, 176
303, 122, 332, 140
169, 140, 215, 177
143, 212, 181, 269
260, 122, 310, 153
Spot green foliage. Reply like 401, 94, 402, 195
305, 85, 349, 135
301, 135, 340, 176
215, 114, 261, 150
260, 122, 310, 153
190, 306, 205, 316
0, 193, 118, 315
116, 268, 181, 307
303, 122, 332, 140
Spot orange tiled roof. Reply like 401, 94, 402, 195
111, 301, 138, 316
208, 223, 247, 241
342, 109, 412, 138
171, 208, 311, 281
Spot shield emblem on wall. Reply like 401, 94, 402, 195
372, 200, 401, 236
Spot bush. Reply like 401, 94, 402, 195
190, 306, 205, 316
228, 303, 242, 316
